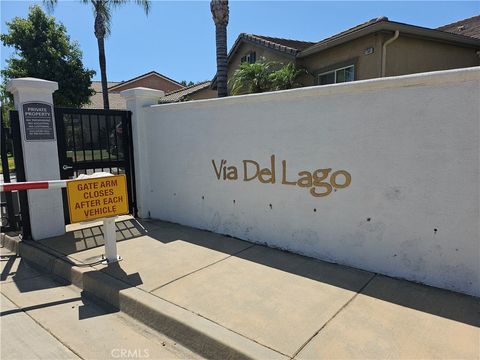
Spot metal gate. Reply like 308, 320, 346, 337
1, 109, 31, 238
54, 108, 136, 223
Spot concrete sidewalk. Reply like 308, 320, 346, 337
0, 247, 203, 360
6, 216, 480, 359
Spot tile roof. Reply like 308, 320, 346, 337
240, 34, 315, 55
437, 15, 480, 39
226, 17, 388, 62
211, 33, 315, 86
86, 81, 126, 109
306, 16, 388, 51
86, 70, 185, 109
213, 15, 480, 87
85, 81, 212, 108
244, 15, 480, 59
90, 81, 122, 93
158, 81, 212, 103
84, 91, 126, 110
298, 16, 480, 57
108, 70, 183, 91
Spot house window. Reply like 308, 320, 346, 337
318, 65, 355, 85
241, 51, 256, 64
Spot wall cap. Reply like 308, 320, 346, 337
7, 77, 58, 94
147, 66, 480, 111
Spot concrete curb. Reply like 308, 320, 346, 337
10, 238, 287, 360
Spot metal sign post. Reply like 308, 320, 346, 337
1, 174, 129, 263
66, 174, 128, 264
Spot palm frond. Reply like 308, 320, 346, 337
210, 0, 229, 26
90, 0, 112, 36
110, 0, 151, 15
42, 0, 57, 13
229, 61, 274, 95
229, 61, 305, 95
269, 62, 307, 90
134, 0, 151, 15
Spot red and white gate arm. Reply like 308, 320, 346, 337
1, 175, 120, 264
0, 179, 68, 192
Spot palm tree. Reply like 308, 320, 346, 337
229, 61, 274, 95
45, 0, 150, 109
269, 63, 307, 91
229, 61, 306, 95
210, 0, 229, 98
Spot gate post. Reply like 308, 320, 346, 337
121, 88, 164, 218
6, 78, 65, 240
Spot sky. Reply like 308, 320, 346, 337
1, 1, 479, 84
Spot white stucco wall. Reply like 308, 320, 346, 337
134, 67, 480, 297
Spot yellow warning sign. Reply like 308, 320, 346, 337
66, 175, 129, 223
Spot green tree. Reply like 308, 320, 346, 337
1, 5, 95, 107
229, 61, 306, 95
45, 0, 151, 110
180, 80, 195, 87
270, 62, 306, 91
229, 61, 274, 95
210, 0, 229, 97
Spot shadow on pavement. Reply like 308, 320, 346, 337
4, 258, 142, 321
78, 262, 143, 318
0, 287, 118, 321
36, 218, 479, 328
0, 297, 81, 317
2, 241, 142, 321
100, 261, 143, 288
1, 254, 59, 293
39, 218, 147, 256
145, 221, 480, 328
0, 254, 16, 281
78, 290, 119, 320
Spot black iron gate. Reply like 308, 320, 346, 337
1, 108, 31, 238
54, 108, 136, 224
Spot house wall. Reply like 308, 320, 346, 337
385, 35, 480, 77
227, 42, 295, 82
278, 33, 479, 86
111, 75, 183, 93
187, 87, 217, 101
297, 34, 382, 85
129, 67, 480, 297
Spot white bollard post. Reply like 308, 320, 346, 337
103, 217, 120, 263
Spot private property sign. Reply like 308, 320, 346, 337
66, 175, 128, 223
22, 102, 55, 141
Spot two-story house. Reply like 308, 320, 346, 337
211, 15, 480, 93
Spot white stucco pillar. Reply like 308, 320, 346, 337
7, 78, 65, 240
121, 87, 164, 218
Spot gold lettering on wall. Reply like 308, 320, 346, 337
330, 170, 351, 189
212, 160, 225, 180
281, 160, 297, 185
226, 166, 238, 180
258, 155, 276, 184
211, 155, 352, 198
311, 169, 333, 197
243, 160, 259, 181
